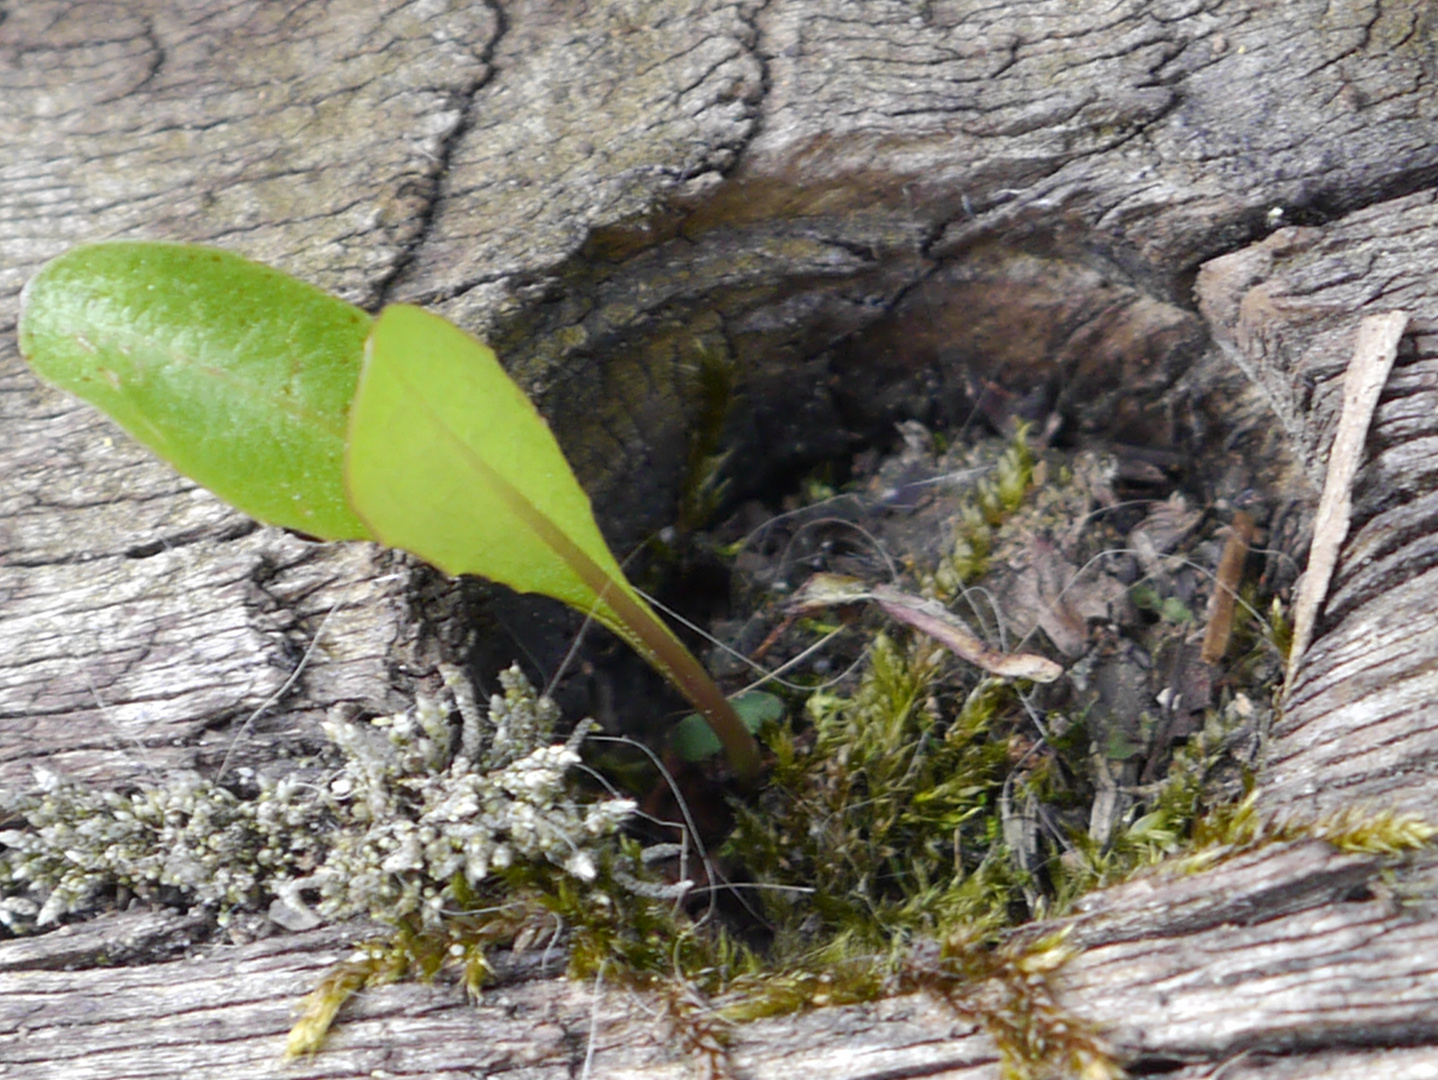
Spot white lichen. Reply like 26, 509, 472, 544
0, 664, 634, 933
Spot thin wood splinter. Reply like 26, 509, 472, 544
1285, 310, 1409, 691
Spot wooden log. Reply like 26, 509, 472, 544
6, 1, 1438, 1075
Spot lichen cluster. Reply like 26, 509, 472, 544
0, 764, 321, 930
0, 664, 635, 936
311, 665, 633, 927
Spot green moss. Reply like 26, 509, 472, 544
676, 338, 737, 534
1183, 790, 1437, 862
727, 633, 1018, 942
948, 501, 995, 585
934, 424, 1034, 590
988, 424, 1037, 520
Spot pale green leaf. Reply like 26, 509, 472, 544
672, 692, 783, 762
346, 303, 644, 637
18, 241, 374, 540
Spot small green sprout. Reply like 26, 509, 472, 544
671, 690, 783, 762
18, 242, 761, 779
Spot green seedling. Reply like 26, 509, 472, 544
671, 690, 784, 763
18, 241, 761, 780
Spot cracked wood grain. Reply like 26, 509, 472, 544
0, 917, 1001, 1080
6, 0, 1438, 1077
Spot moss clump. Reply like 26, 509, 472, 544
728, 633, 1019, 943
667, 423, 1433, 1076
938, 424, 1036, 587
1182, 790, 1437, 863
689, 609, 1122, 1076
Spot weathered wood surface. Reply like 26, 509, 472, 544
1197, 191, 1438, 820
4, 840, 1436, 1078
5, 0, 1438, 1076
0, 914, 1003, 1079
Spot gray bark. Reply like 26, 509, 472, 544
1197, 193, 1438, 820
4, 0, 1438, 1076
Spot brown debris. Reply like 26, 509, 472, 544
786, 573, 1064, 682
1200, 510, 1256, 665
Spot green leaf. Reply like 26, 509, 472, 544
17, 242, 374, 540
672, 692, 784, 763
347, 304, 762, 779
347, 304, 650, 638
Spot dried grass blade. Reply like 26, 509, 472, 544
786, 574, 1062, 682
